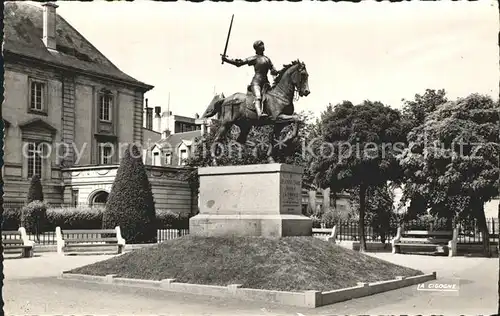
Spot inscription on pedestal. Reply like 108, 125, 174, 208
280, 172, 301, 212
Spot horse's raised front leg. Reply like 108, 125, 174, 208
236, 124, 251, 145
275, 113, 299, 123
275, 113, 300, 144
212, 122, 232, 163
214, 121, 234, 144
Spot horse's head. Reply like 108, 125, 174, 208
274, 60, 310, 97
273, 60, 311, 97
293, 61, 310, 97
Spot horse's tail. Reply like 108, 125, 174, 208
202, 94, 225, 119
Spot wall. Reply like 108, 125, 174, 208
62, 165, 196, 216
3, 62, 65, 203
148, 166, 195, 215
3, 65, 63, 174
484, 198, 499, 218
74, 76, 144, 165
73, 82, 93, 165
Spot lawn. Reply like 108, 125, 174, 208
68, 236, 423, 292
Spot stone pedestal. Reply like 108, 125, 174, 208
189, 164, 312, 237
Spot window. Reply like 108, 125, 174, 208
179, 149, 187, 166
175, 122, 197, 133
27, 142, 43, 178
29, 81, 45, 112
153, 152, 160, 166
165, 153, 172, 165
99, 94, 113, 122
72, 190, 79, 207
99, 143, 113, 164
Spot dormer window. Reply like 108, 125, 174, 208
179, 149, 188, 166
165, 152, 172, 165
153, 152, 160, 166
99, 92, 113, 122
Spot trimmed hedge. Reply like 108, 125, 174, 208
45, 205, 104, 231
3, 206, 21, 230
321, 208, 349, 228
156, 209, 190, 229
20, 201, 48, 234
1, 206, 190, 231
406, 214, 452, 231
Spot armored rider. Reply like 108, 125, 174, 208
221, 40, 279, 118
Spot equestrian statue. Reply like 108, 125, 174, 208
201, 17, 310, 163
222, 40, 280, 119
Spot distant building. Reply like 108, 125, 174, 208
141, 95, 222, 167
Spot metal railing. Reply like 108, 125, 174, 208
313, 218, 500, 244
3, 201, 499, 246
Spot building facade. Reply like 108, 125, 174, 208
141, 98, 208, 167
3, 2, 197, 215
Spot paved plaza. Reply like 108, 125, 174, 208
4, 252, 497, 315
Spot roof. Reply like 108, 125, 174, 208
3, 2, 153, 91
172, 115, 196, 123
143, 128, 162, 149
157, 130, 202, 151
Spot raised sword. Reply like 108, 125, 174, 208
221, 14, 234, 64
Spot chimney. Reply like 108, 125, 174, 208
154, 106, 162, 132
143, 99, 153, 129
145, 109, 153, 130
162, 130, 171, 139
42, 2, 58, 50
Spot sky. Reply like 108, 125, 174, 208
47, 1, 499, 118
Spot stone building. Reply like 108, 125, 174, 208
2, 2, 197, 215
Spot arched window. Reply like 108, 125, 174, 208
91, 190, 109, 207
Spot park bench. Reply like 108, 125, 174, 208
56, 226, 126, 256
391, 226, 458, 257
2, 227, 35, 258
312, 226, 337, 243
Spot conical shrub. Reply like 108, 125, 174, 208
23, 175, 47, 238
103, 144, 157, 243
26, 174, 43, 203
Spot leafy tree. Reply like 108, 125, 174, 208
26, 175, 44, 203
400, 89, 449, 218
312, 100, 406, 251
349, 182, 399, 244
402, 88, 448, 130
399, 93, 499, 256
103, 145, 157, 243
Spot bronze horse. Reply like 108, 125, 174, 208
202, 60, 310, 162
